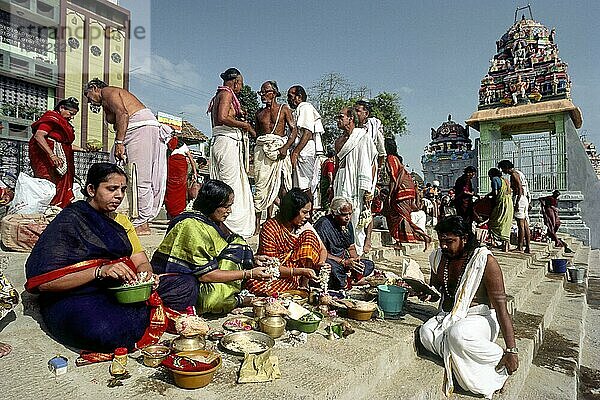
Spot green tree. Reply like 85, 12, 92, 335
308, 73, 408, 148
369, 92, 407, 137
237, 84, 260, 127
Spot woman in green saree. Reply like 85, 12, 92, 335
487, 168, 514, 252
151, 180, 271, 315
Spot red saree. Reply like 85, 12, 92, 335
29, 110, 76, 208
384, 155, 430, 244
164, 153, 189, 218
246, 218, 321, 296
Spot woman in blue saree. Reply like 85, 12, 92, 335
25, 163, 197, 353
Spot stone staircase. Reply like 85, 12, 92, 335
0, 230, 596, 399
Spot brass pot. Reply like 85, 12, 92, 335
253, 300, 267, 319
259, 316, 286, 339
141, 344, 170, 367
171, 334, 206, 352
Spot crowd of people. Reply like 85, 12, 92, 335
0, 65, 573, 399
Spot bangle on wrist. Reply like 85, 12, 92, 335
115, 140, 124, 144
95, 265, 104, 280
291, 268, 294, 277
242, 270, 246, 280
249, 270, 253, 279
504, 347, 518, 354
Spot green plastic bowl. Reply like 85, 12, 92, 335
108, 282, 153, 303
286, 311, 323, 333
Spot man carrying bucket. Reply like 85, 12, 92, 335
416, 216, 518, 399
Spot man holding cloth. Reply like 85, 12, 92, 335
333, 107, 377, 255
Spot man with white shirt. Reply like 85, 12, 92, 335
287, 85, 324, 201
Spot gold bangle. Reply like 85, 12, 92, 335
291, 268, 294, 277
250, 270, 253, 279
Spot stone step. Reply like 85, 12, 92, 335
519, 278, 586, 399
370, 244, 579, 400
579, 248, 600, 400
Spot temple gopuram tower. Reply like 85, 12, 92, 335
467, 9, 600, 247
421, 115, 477, 190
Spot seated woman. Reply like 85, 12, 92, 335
152, 179, 271, 315
25, 163, 198, 353
314, 196, 375, 290
246, 188, 326, 296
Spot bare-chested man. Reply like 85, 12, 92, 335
253, 80, 297, 234
84, 78, 170, 235
207, 68, 256, 238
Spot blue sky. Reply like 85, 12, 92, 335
120, 0, 600, 173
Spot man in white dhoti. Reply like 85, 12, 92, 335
333, 107, 377, 256
354, 99, 386, 253
286, 85, 324, 201
253, 80, 297, 234
207, 68, 256, 238
84, 78, 170, 235
417, 216, 518, 399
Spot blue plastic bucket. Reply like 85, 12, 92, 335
377, 285, 408, 317
550, 258, 569, 273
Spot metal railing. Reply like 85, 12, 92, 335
479, 131, 567, 193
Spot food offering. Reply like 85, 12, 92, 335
107, 272, 155, 304
341, 299, 378, 321
223, 315, 255, 332
279, 289, 309, 305
286, 302, 323, 333
220, 331, 275, 355
264, 299, 290, 317
163, 350, 222, 389
263, 258, 281, 280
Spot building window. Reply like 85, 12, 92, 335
34, 64, 53, 80
9, 57, 29, 74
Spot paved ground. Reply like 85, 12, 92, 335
0, 226, 597, 399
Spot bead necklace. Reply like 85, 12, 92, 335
442, 248, 475, 299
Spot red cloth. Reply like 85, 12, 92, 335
321, 159, 335, 176
384, 155, 429, 244
164, 154, 188, 218
29, 110, 76, 208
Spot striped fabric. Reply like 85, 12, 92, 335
245, 218, 320, 296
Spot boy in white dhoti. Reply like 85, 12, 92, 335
287, 85, 325, 201
207, 68, 256, 238
417, 216, 518, 398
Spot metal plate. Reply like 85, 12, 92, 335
219, 331, 275, 355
